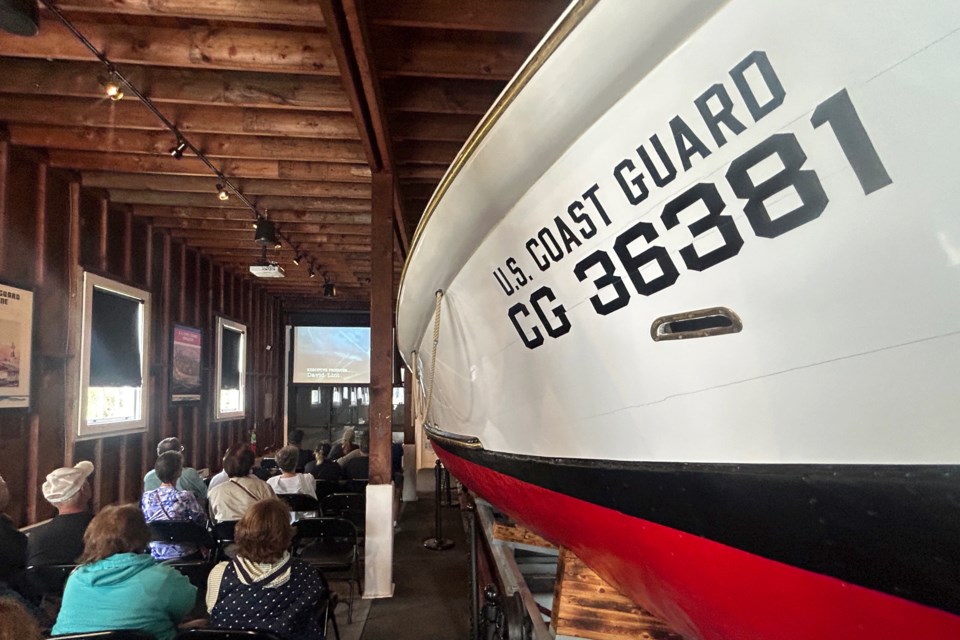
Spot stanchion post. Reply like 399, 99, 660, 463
423, 459, 454, 551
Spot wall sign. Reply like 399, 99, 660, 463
0, 282, 33, 409
171, 324, 202, 404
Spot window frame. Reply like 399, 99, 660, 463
214, 315, 247, 421
77, 272, 151, 439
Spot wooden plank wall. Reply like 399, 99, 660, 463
0, 141, 285, 525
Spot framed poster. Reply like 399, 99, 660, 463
171, 324, 203, 404
0, 282, 33, 409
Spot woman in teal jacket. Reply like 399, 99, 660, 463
53, 504, 197, 640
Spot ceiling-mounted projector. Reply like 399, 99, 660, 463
249, 264, 285, 278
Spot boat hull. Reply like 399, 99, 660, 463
397, 0, 960, 636
435, 440, 960, 640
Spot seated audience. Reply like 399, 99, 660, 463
267, 446, 318, 501
207, 444, 274, 523
327, 426, 357, 462
144, 437, 207, 505
0, 474, 26, 585
207, 499, 326, 640
304, 443, 342, 482
207, 447, 233, 492
141, 451, 208, 560
0, 597, 42, 640
341, 433, 370, 490
26, 461, 94, 567
52, 504, 196, 640
288, 429, 314, 472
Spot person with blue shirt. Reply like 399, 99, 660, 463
141, 451, 208, 560
52, 504, 197, 640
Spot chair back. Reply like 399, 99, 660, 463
314, 479, 341, 500
320, 492, 365, 534
276, 492, 319, 512
213, 520, 238, 561
148, 520, 214, 546
21, 563, 77, 601
293, 516, 358, 545
174, 630, 286, 640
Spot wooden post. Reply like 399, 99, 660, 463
368, 171, 394, 485
63, 180, 82, 467
0, 137, 7, 271
25, 160, 47, 523
551, 547, 686, 640
141, 223, 154, 479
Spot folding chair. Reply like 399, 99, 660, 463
20, 563, 77, 605
320, 492, 365, 537
276, 492, 319, 513
315, 570, 342, 640
314, 479, 340, 501
212, 520, 238, 561
147, 521, 216, 586
292, 517, 360, 623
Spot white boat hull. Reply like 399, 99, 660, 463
397, 1, 960, 637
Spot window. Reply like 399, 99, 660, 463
215, 316, 246, 420
78, 273, 151, 438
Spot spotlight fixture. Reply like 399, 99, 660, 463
0, 0, 39, 36
308, 264, 316, 278
169, 139, 187, 159
293, 252, 302, 266
323, 274, 336, 298
252, 216, 260, 229
216, 183, 229, 201
254, 216, 279, 246
99, 72, 124, 101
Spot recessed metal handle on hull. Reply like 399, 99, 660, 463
651, 307, 742, 341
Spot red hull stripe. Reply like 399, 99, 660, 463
435, 444, 960, 640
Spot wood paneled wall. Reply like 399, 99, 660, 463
0, 142, 285, 526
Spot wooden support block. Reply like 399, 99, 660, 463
492, 521, 557, 550
551, 547, 685, 640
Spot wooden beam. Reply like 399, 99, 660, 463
54, 0, 324, 27
169, 229, 369, 246
0, 16, 337, 75
181, 237, 369, 252
398, 165, 447, 181
46, 150, 371, 182
384, 78, 505, 115
395, 140, 460, 165
366, 0, 566, 33
0, 57, 349, 111
0, 96, 360, 139
392, 113, 481, 142
149, 218, 369, 236
317, 0, 379, 169
551, 548, 686, 640
106, 189, 370, 213
130, 205, 371, 225
374, 29, 532, 80
9, 125, 365, 163
81, 172, 371, 199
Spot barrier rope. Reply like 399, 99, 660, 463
423, 289, 444, 422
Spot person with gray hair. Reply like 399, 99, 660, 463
26, 461, 94, 567
266, 445, 317, 501
0, 474, 26, 584
144, 437, 207, 504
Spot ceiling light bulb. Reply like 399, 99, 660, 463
216, 184, 229, 201
104, 81, 123, 101
169, 140, 187, 159
309, 267, 316, 278
293, 253, 301, 266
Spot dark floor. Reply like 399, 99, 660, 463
361, 492, 471, 640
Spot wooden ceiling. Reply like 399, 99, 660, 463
0, 0, 567, 310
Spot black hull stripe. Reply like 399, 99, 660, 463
445, 443, 960, 615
